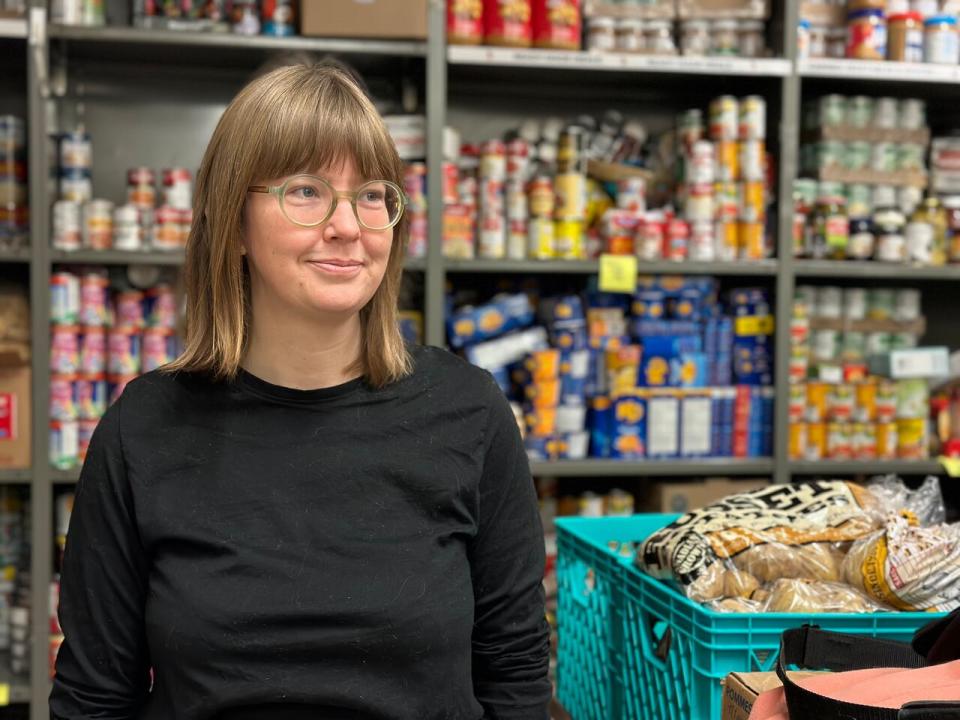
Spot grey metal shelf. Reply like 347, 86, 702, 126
797, 58, 960, 84
789, 460, 944, 476
444, 259, 779, 276
0, 18, 27, 39
50, 249, 185, 266
49, 24, 428, 57
0, 652, 31, 705
0, 470, 31, 484
49, 469, 80, 485
0, 248, 31, 264
793, 260, 960, 281
530, 458, 775, 477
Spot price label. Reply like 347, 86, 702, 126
598, 254, 638, 294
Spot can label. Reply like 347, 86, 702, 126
554, 219, 583, 259
876, 421, 898, 459
51, 327, 80, 375
554, 173, 586, 219
80, 273, 109, 327
507, 219, 528, 260
49, 420, 79, 471
637, 219, 664, 261
739, 181, 765, 223
483, 0, 533, 45
532, 0, 581, 50
79, 329, 107, 376
51, 273, 80, 325
827, 422, 852, 460
805, 422, 826, 461
709, 96, 738, 141
852, 423, 877, 460
788, 422, 807, 460
827, 384, 854, 422
75, 376, 108, 420
806, 382, 828, 422
478, 215, 506, 259
528, 217, 555, 259
715, 141, 739, 182
143, 329, 176, 372
108, 329, 142, 376
739, 141, 765, 182
789, 384, 806, 422
447, 0, 484, 43
739, 96, 766, 141
50, 376, 78, 422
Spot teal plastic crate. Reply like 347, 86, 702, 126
556, 513, 946, 720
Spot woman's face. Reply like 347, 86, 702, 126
242, 156, 394, 324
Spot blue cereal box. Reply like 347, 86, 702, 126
632, 289, 667, 320
540, 295, 585, 326
551, 320, 588, 351
671, 352, 708, 387
589, 396, 614, 458
611, 392, 647, 459
447, 293, 535, 348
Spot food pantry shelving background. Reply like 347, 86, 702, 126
3, 0, 960, 715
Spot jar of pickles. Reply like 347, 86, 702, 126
813, 195, 849, 260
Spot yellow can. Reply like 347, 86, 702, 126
554, 173, 587, 219
525, 407, 557, 437
806, 422, 827, 461
528, 217, 556, 259
715, 140, 740, 182
525, 349, 560, 381
789, 422, 807, 460
854, 382, 877, 423
876, 422, 898, 459
555, 219, 584, 259
896, 418, 928, 460
739, 181, 766, 223
738, 222, 766, 260
716, 220, 739, 261
806, 382, 829, 422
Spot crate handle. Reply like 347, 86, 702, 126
639, 613, 672, 672
568, 558, 597, 609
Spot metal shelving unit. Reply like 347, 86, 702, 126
7, 1, 958, 714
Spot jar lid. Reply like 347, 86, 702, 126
682, 19, 710, 29
712, 19, 738, 29
588, 16, 615, 28
925, 15, 958, 26
798, 19, 811, 29
738, 20, 764, 29
888, 11, 923, 23
616, 18, 643, 29
645, 19, 672, 28
846, 8, 885, 19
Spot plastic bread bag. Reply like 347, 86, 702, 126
842, 512, 960, 613
636, 479, 933, 604
760, 578, 890, 614
866, 475, 945, 526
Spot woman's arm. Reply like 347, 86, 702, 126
469, 377, 551, 720
50, 397, 152, 719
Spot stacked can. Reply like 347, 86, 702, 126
478, 140, 507, 259
50, 268, 180, 469
403, 163, 428, 258
58, 130, 92, 203
554, 126, 587, 260
685, 138, 716, 261
0, 116, 29, 249
506, 139, 530, 260
153, 168, 193, 251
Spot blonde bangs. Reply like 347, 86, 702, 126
166, 63, 412, 389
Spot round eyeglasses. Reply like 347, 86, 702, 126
248, 175, 407, 231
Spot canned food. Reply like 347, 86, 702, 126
602, 210, 639, 255
557, 126, 586, 175
873, 97, 899, 130
789, 346, 809, 383
738, 222, 766, 260
714, 141, 739, 182
108, 327, 142, 376
554, 173, 586, 218
789, 384, 807, 422
685, 189, 715, 222
875, 381, 898, 423
846, 96, 874, 128
51, 325, 80, 375
614, 18, 642, 52
871, 143, 898, 173
818, 95, 847, 127
868, 288, 896, 320
807, 382, 829, 422
897, 417, 928, 459
75, 375, 108, 420
899, 98, 926, 130
478, 214, 506, 259
844, 141, 872, 171
555, 219, 584, 259
866, 331, 893, 357
142, 327, 176, 372
79, 269, 109, 327
855, 382, 877, 422
507, 219, 527, 260
739, 141, 765, 182
59, 170, 92, 204
585, 16, 615, 52
616, 177, 646, 213
894, 288, 921, 321
815, 141, 845, 170
52, 201, 82, 252
506, 179, 527, 220
898, 186, 923, 217
448, 0, 484, 44
50, 272, 80, 325
528, 175, 554, 218
528, 217, 555, 259
111, 204, 141, 252
479, 140, 507, 181
116, 290, 145, 329
709, 96, 739, 141
847, 218, 875, 259
637, 217, 664, 261
79, 328, 107, 376
789, 422, 807, 460
715, 220, 738, 262
687, 141, 715, 185
815, 286, 843, 319
162, 168, 192, 209
897, 143, 926, 173
805, 422, 827, 461
739, 181, 765, 223
665, 219, 689, 261
876, 421, 898, 459
840, 288, 867, 320
827, 422, 852, 460
49, 420, 79, 471
483, 0, 533, 46
689, 220, 715, 261
827, 384, 854, 421
890, 331, 917, 350
50, 375, 78, 422
852, 423, 877, 459
60, 131, 91, 171
82, 200, 114, 251
126, 167, 156, 210
738, 96, 766, 141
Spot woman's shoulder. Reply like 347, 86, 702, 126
404, 344, 501, 400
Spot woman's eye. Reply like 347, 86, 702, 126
293, 186, 317, 199
362, 191, 384, 203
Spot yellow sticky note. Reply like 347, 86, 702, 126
598, 254, 638, 294
939, 456, 960, 477
0, 683, 10, 706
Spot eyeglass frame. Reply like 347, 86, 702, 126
247, 174, 408, 231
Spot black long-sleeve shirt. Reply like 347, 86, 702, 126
50, 345, 551, 720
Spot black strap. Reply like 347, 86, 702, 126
776, 625, 930, 720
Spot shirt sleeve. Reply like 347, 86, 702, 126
50, 396, 152, 719
469, 376, 551, 720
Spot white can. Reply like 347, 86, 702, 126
112, 204, 143, 251
895, 289, 921, 322
899, 98, 927, 130
905, 219, 934, 264
873, 97, 899, 130
616, 177, 646, 213
872, 184, 897, 209
898, 185, 924, 216
871, 143, 898, 173
689, 220, 715, 261
527, 217, 555, 259
739, 96, 766, 141
684, 188, 715, 222
59, 172, 92, 203
506, 180, 527, 221
52, 200, 82, 252
587, 16, 616, 52
815, 286, 843, 319
924, 17, 960, 65
687, 140, 715, 185
615, 19, 643, 53
739, 140, 765, 182
82, 199, 114, 250
842, 288, 868, 320
479, 216, 506, 259
507, 219, 527, 260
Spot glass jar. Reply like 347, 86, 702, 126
793, 179, 818, 257
738, 20, 765, 57
847, 9, 887, 61
848, 216, 875, 259
943, 195, 960, 263
906, 197, 948, 266
711, 20, 738, 55
814, 196, 849, 260
680, 20, 710, 56
827, 27, 848, 58
586, 16, 616, 52
924, 15, 959, 65
645, 20, 676, 55
887, 11, 924, 62
798, 19, 812, 58
615, 18, 642, 53
873, 206, 907, 262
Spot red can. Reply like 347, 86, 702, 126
483, 0, 532, 47
636, 216, 665, 261
532, 0, 581, 50
666, 218, 690, 261
447, 0, 484, 45
442, 162, 460, 205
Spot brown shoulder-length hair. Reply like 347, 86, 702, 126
165, 63, 412, 388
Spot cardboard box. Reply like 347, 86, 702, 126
641, 477, 768, 514
584, 0, 675, 19
722, 671, 814, 720
0, 366, 30, 470
868, 347, 950, 380
678, 0, 769, 19
799, 1, 845, 26
300, 0, 427, 40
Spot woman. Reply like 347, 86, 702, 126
50, 64, 551, 720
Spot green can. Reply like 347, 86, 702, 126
841, 331, 867, 361
844, 141, 872, 171
871, 143, 898, 173
816, 141, 845, 170
817, 94, 847, 128
890, 332, 918, 351
866, 332, 893, 355
846, 96, 874, 129
846, 183, 872, 217
897, 143, 926, 172
818, 180, 846, 202
794, 178, 819, 207
868, 288, 896, 320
